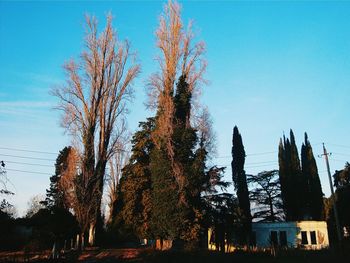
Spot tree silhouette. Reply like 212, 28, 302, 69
247, 170, 284, 222
231, 126, 251, 244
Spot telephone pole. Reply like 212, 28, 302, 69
320, 143, 342, 243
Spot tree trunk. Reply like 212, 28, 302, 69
76, 234, 80, 250
76, 233, 85, 251
269, 196, 275, 222
88, 222, 96, 246
81, 233, 85, 250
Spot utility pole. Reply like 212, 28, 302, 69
320, 143, 342, 243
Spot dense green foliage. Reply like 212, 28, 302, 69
150, 75, 204, 245
231, 126, 251, 244
116, 118, 155, 239
200, 164, 238, 251
333, 162, 350, 236
279, 130, 324, 221
278, 130, 303, 221
42, 147, 72, 210
301, 133, 324, 220
114, 75, 234, 250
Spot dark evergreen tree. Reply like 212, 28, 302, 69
278, 138, 290, 219
279, 130, 324, 221
117, 75, 217, 248
289, 130, 304, 220
333, 162, 350, 237
173, 75, 202, 244
150, 75, 201, 246
301, 133, 324, 220
247, 170, 284, 222
231, 126, 251, 244
150, 145, 182, 241
202, 166, 240, 252
278, 130, 304, 221
117, 118, 155, 239
43, 147, 72, 210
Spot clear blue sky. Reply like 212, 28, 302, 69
0, 0, 349, 216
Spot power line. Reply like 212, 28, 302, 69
216, 163, 278, 168
326, 143, 350, 149
246, 151, 277, 156
0, 153, 55, 162
246, 163, 278, 169
246, 160, 276, 165
214, 151, 277, 159
2, 160, 53, 168
0, 147, 57, 155
332, 152, 350, 157
6, 168, 52, 176
329, 158, 349, 163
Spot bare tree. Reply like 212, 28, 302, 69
148, 0, 206, 190
194, 106, 217, 159
25, 195, 45, 218
0, 162, 15, 216
53, 14, 140, 246
106, 136, 129, 224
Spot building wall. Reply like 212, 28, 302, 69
252, 221, 329, 249
295, 221, 329, 249
253, 222, 298, 248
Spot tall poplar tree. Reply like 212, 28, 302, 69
147, 0, 206, 248
231, 126, 251, 244
301, 133, 324, 220
150, 75, 201, 245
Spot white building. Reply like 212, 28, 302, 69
208, 221, 329, 251
252, 221, 329, 249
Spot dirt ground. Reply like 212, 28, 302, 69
0, 247, 347, 263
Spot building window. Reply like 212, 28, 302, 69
301, 231, 308, 245
279, 231, 287, 246
310, 231, 317, 245
271, 231, 278, 246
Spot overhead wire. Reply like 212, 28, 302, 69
214, 151, 277, 159
0, 147, 57, 155
5, 168, 52, 176
0, 153, 55, 162
332, 152, 350, 157
2, 160, 53, 168
326, 143, 350, 149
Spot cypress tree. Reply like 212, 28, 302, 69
150, 75, 200, 244
173, 75, 202, 245
278, 138, 289, 219
150, 145, 181, 240
231, 126, 251, 244
278, 130, 304, 221
301, 133, 324, 220
289, 130, 304, 220
279, 130, 324, 221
